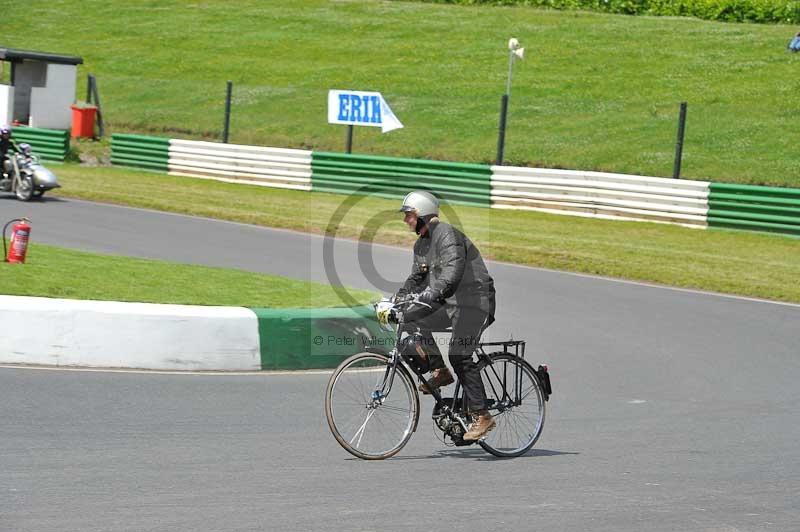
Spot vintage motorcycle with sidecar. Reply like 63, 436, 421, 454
1, 143, 60, 201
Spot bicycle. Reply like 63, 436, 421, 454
324, 295, 552, 460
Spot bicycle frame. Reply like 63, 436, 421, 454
371, 303, 529, 435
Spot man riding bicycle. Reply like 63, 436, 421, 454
395, 190, 497, 441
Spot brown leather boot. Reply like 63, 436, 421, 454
418, 367, 454, 394
463, 410, 496, 441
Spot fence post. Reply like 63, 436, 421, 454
91, 76, 105, 138
223, 80, 233, 143
673, 101, 687, 179
345, 125, 354, 154
85, 74, 105, 138
496, 94, 509, 166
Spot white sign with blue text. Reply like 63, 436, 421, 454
327, 90, 404, 133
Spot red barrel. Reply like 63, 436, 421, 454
7, 220, 31, 263
71, 104, 97, 138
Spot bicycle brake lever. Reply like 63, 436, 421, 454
401, 293, 432, 309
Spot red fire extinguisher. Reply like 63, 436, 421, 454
3, 218, 32, 264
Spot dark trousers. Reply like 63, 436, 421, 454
404, 303, 491, 412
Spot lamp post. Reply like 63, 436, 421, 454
496, 38, 524, 166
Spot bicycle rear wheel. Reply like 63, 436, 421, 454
478, 353, 546, 458
325, 353, 420, 460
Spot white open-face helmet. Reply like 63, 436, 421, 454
399, 190, 439, 218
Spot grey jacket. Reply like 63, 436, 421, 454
399, 219, 496, 320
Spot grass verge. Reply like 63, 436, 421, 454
6, 0, 800, 186
48, 164, 800, 304
0, 242, 377, 307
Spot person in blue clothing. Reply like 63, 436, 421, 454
789, 31, 800, 52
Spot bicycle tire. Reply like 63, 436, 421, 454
477, 353, 546, 458
325, 352, 420, 460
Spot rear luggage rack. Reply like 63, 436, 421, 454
478, 339, 526, 359
479, 340, 552, 401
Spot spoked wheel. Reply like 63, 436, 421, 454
325, 353, 420, 460
14, 174, 33, 201
478, 354, 546, 458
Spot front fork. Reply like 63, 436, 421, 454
371, 349, 400, 406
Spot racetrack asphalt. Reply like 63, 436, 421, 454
1, 196, 798, 531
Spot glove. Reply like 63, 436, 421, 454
417, 287, 442, 306
375, 299, 395, 328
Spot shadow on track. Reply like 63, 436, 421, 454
345, 448, 579, 461
0, 195, 67, 203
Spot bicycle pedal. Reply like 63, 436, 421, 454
450, 434, 477, 447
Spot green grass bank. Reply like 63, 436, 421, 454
5, 1, 800, 186
0, 243, 377, 307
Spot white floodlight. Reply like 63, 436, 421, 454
497, 37, 527, 165
505, 38, 524, 95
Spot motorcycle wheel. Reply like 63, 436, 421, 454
14, 175, 34, 201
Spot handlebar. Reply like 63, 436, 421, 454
391, 293, 434, 310
373, 293, 434, 330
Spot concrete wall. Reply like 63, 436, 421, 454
30, 64, 76, 129
0, 296, 262, 371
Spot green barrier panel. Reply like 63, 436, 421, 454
710, 183, 800, 199
110, 144, 172, 158
710, 192, 800, 207
23, 147, 64, 158
311, 177, 488, 205
708, 183, 800, 236
708, 208, 800, 226
11, 137, 66, 149
707, 217, 800, 235
111, 133, 170, 172
111, 133, 171, 147
250, 305, 395, 370
11, 126, 70, 162
312, 165, 490, 186
13, 127, 66, 139
311, 152, 491, 207
109, 157, 169, 171
110, 141, 170, 151
709, 200, 800, 219
310, 178, 489, 204
313, 154, 491, 178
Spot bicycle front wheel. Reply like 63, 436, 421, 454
478, 354, 546, 458
325, 353, 420, 460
